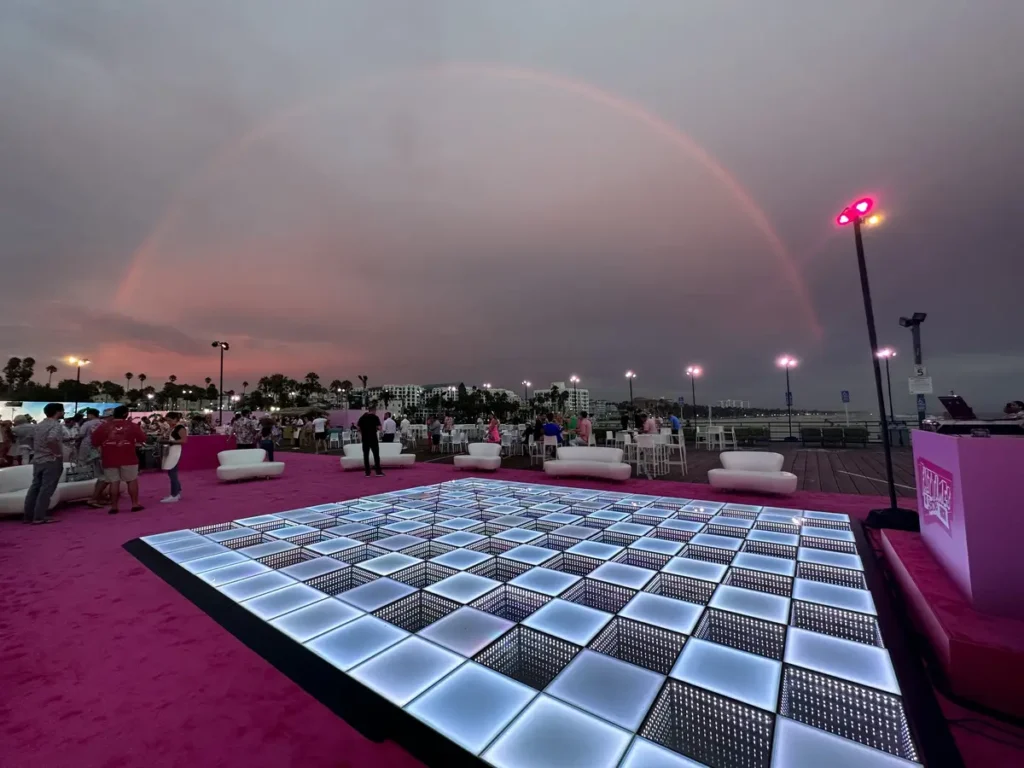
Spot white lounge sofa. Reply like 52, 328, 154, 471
216, 449, 286, 482
708, 451, 797, 495
0, 463, 97, 516
453, 443, 502, 471
543, 447, 632, 482
339, 442, 416, 471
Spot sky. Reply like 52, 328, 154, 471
2, 1, 1023, 413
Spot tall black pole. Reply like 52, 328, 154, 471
885, 357, 895, 425
218, 346, 224, 426
573, 381, 578, 413
853, 217, 899, 512
785, 367, 793, 439
74, 365, 81, 416
911, 325, 925, 428
628, 378, 633, 405
690, 377, 697, 421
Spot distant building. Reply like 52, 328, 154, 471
488, 388, 520, 404
549, 381, 591, 414
590, 399, 619, 419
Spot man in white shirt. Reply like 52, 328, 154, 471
312, 415, 328, 454
381, 412, 397, 443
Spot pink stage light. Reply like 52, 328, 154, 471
853, 198, 874, 215
837, 210, 852, 226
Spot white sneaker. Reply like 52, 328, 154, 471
160, 495, 181, 503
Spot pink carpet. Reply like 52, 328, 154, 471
2, 454, 1003, 768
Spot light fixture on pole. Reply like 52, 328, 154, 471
685, 366, 702, 422
569, 375, 580, 413
211, 341, 229, 425
837, 196, 916, 529
67, 357, 90, 416
522, 380, 531, 403
876, 348, 897, 426
899, 312, 928, 428
776, 356, 798, 441
625, 371, 636, 405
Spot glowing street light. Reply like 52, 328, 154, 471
211, 341, 230, 425
569, 375, 580, 414
776, 356, 798, 441
522, 380, 531, 402
836, 196, 911, 525
625, 371, 636, 405
67, 356, 90, 415
876, 348, 897, 427
685, 366, 702, 422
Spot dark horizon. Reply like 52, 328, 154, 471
2, 2, 1022, 411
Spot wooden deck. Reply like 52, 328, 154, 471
288, 443, 917, 497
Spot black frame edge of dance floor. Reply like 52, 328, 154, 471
123, 517, 965, 768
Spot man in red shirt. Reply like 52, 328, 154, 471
91, 405, 147, 514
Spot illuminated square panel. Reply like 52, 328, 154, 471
127, 480, 929, 768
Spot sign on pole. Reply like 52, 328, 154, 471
840, 390, 850, 403
908, 376, 933, 395
913, 364, 927, 377
916, 393, 927, 414
677, 396, 685, 405
841, 390, 850, 426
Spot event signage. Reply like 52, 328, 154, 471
917, 457, 953, 534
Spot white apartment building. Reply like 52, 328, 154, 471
549, 381, 591, 414
488, 388, 521, 404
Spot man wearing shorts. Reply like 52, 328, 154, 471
77, 408, 110, 508
91, 405, 146, 514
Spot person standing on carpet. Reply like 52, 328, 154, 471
357, 403, 384, 477
258, 419, 275, 461
160, 412, 188, 503
92, 405, 147, 515
22, 403, 66, 525
381, 412, 397, 443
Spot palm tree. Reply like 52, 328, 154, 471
125, 372, 133, 392
205, 377, 212, 388
46, 365, 58, 387
242, 381, 249, 396
138, 373, 147, 391
380, 389, 393, 412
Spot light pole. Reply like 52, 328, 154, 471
569, 375, 580, 414
837, 197, 914, 528
777, 356, 798, 441
211, 341, 229, 425
685, 366, 701, 423
899, 313, 928, 428
67, 357, 90, 416
625, 371, 636, 406
522, 380, 531, 403
876, 348, 897, 426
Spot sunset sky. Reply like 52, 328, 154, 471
2, 1, 1022, 411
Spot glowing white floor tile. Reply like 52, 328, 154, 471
434, 531, 486, 548
797, 547, 864, 571
143, 529, 200, 548
588, 561, 656, 590
374, 534, 427, 552
801, 526, 854, 542
324, 523, 373, 539
620, 737, 710, 767
359, 552, 422, 577
639, 508, 675, 522
338, 577, 417, 612
350, 636, 463, 706
732, 552, 797, 577
688, 533, 743, 552
772, 716, 922, 767
418, 606, 514, 656
487, 505, 525, 516
269, 597, 364, 642
550, 524, 600, 542
565, 541, 623, 561
508, 567, 581, 596
792, 579, 876, 615
546, 650, 664, 730
494, 528, 544, 545
243, 583, 327, 620
747, 529, 800, 547
266, 524, 318, 541
206, 528, 260, 546
522, 598, 612, 645
619, 592, 703, 635
710, 585, 790, 624
198, 560, 271, 587
219, 571, 296, 601
305, 615, 408, 671
536, 512, 581, 527
631, 537, 683, 556
237, 541, 298, 562
491, 515, 534, 529
234, 514, 283, 528
662, 557, 727, 583
711, 515, 755, 530
304, 536, 363, 558
681, 501, 724, 514
280, 556, 347, 581
181, 551, 249, 574
431, 548, 493, 571
483, 695, 631, 768
587, 510, 630, 524
758, 510, 803, 525
803, 510, 850, 523
724, 503, 763, 514
671, 637, 782, 711
658, 519, 704, 535
606, 522, 654, 538
381, 520, 429, 535
532, 502, 570, 514
406, 662, 536, 755
500, 545, 560, 567
436, 518, 483, 532
166, 542, 229, 563
426, 572, 501, 604
784, 628, 900, 694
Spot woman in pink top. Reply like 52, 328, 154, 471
487, 415, 500, 443
644, 414, 658, 434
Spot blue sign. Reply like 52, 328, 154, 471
785, 392, 793, 407
916, 394, 927, 411
677, 396, 685, 405
841, 390, 850, 404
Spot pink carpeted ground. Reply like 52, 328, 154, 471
1, 454, 1006, 767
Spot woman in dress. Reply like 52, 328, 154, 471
160, 411, 188, 503
487, 414, 500, 443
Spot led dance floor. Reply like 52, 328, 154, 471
126, 479, 943, 768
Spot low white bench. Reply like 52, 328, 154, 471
708, 451, 797, 494
216, 449, 286, 482
453, 443, 502, 471
0, 463, 98, 517
543, 447, 631, 482
340, 442, 416, 471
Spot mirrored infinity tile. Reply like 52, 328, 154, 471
792, 579, 876, 615
732, 552, 797, 577
797, 547, 864, 571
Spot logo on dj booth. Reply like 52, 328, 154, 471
917, 457, 953, 533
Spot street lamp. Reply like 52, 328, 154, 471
569, 375, 580, 414
67, 357, 90, 415
211, 341, 229, 425
522, 380, 531, 402
837, 196, 915, 528
899, 312, 928, 428
776, 356, 798, 441
625, 371, 636, 405
685, 366, 702, 422
876, 348, 897, 426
